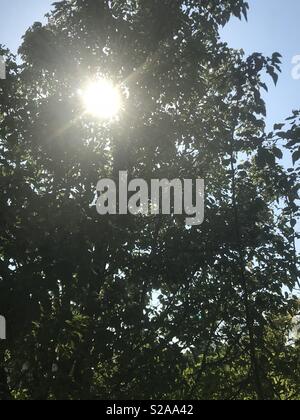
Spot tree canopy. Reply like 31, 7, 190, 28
0, 0, 299, 400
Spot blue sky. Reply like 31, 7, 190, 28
0, 0, 299, 128
221, 0, 300, 130
0, 1, 54, 52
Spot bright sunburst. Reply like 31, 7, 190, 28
80, 79, 121, 119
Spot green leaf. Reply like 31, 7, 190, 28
292, 149, 300, 165
273, 123, 284, 131
273, 147, 283, 159
291, 219, 297, 228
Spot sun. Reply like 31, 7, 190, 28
81, 79, 121, 119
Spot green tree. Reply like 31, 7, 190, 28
0, 0, 299, 400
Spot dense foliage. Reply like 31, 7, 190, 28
0, 0, 299, 400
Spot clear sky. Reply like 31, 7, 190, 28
0, 0, 53, 52
0, 0, 299, 128
221, 0, 300, 130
